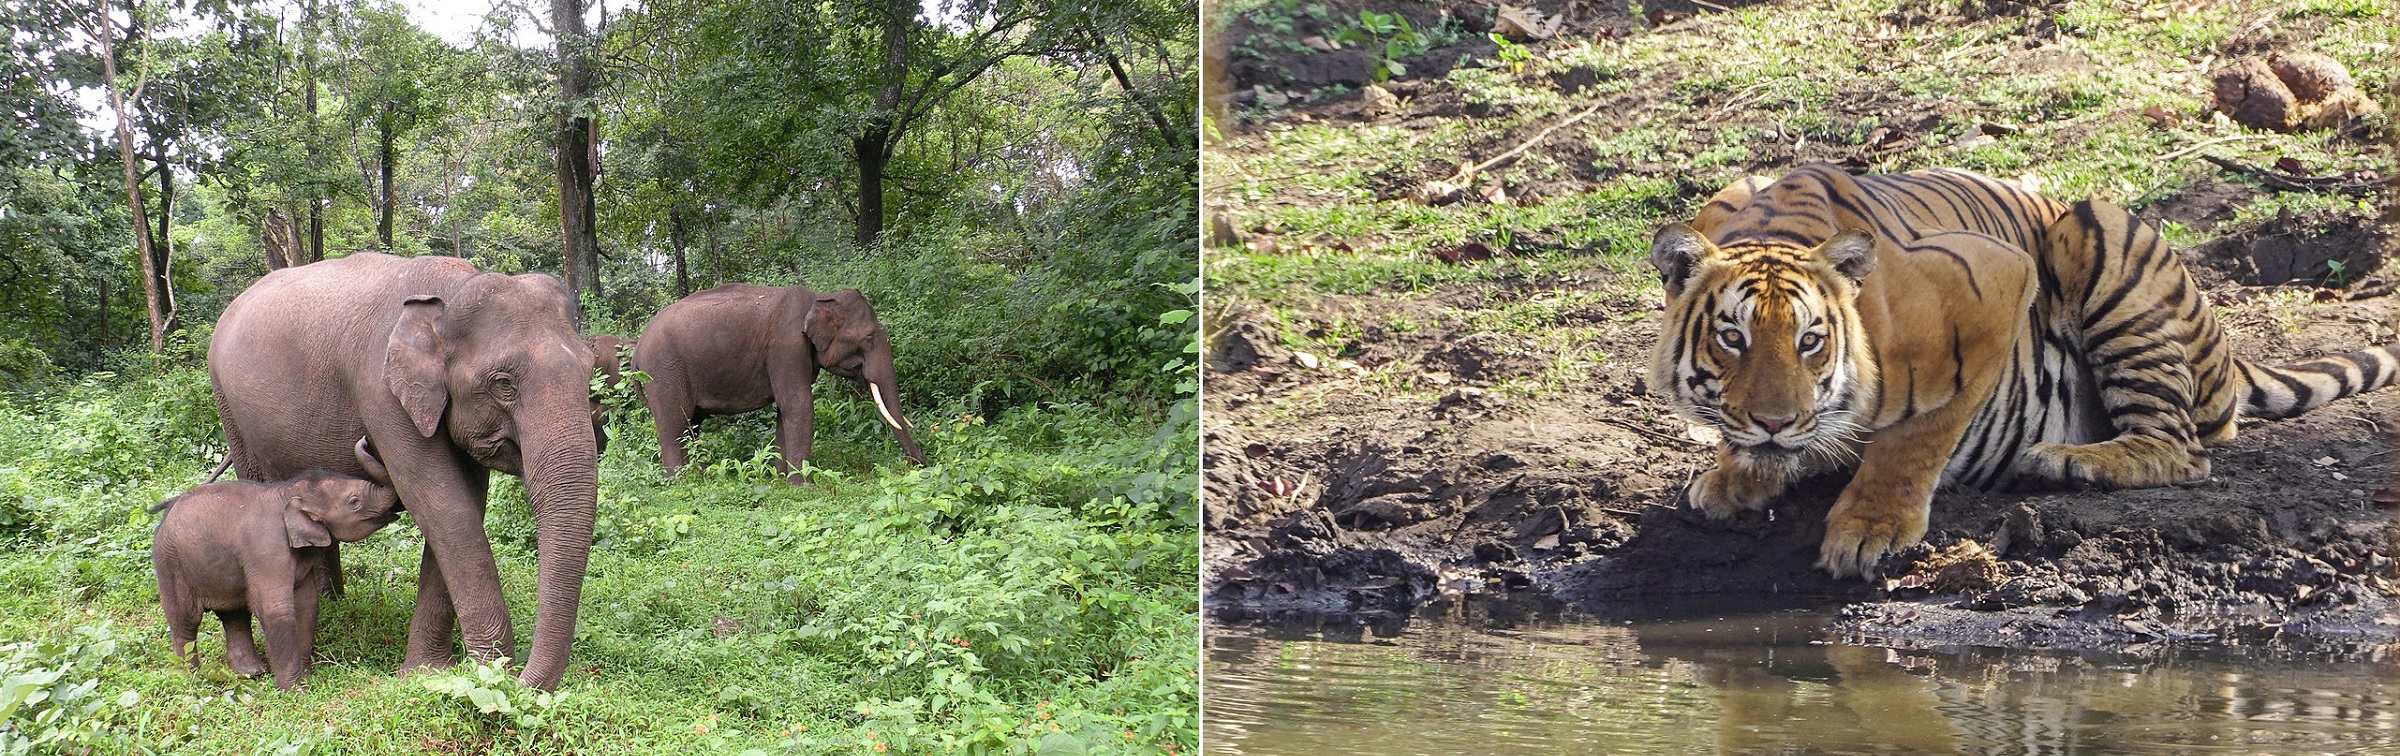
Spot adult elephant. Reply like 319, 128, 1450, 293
210, 253, 597, 690
634, 283, 925, 479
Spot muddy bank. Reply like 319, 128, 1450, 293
1204, 221, 2400, 654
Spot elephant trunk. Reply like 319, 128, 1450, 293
517, 398, 599, 691
866, 372, 925, 465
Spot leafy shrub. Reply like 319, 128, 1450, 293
0, 623, 147, 753
419, 658, 569, 734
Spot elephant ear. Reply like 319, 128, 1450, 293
283, 494, 333, 549
386, 295, 450, 438
805, 294, 848, 347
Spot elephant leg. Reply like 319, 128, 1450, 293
650, 382, 696, 477
246, 560, 308, 690
771, 384, 814, 480
218, 609, 267, 676
401, 544, 460, 671
159, 573, 201, 669
393, 460, 512, 673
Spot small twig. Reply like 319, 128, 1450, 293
2156, 135, 2272, 163
1687, 0, 1734, 12
1601, 416, 1710, 448
1446, 100, 1609, 184
2199, 154, 2385, 197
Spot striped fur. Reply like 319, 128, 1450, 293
1649, 163, 2400, 577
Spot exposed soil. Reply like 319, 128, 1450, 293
1206, 2, 2400, 654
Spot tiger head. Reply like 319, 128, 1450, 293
1647, 223, 1881, 469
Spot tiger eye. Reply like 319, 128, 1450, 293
1717, 329, 1746, 352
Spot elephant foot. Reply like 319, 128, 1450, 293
398, 652, 459, 675
227, 653, 268, 677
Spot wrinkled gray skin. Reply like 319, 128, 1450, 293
634, 283, 925, 480
152, 439, 402, 691
210, 253, 599, 691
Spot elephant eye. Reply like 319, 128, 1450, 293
491, 374, 519, 402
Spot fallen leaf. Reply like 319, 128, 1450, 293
2276, 156, 2309, 174
1244, 442, 1270, 459
2139, 105, 2186, 127
1478, 183, 1510, 205
1953, 133, 1998, 150
1496, 5, 1564, 40
1300, 35, 1335, 52
1978, 122, 2022, 136
2314, 456, 2340, 467
1246, 236, 1280, 255
1430, 241, 1494, 265
1413, 180, 1464, 205
1294, 351, 1321, 369
1533, 533, 1561, 550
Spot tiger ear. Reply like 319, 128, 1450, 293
1819, 229, 1876, 284
1650, 223, 1713, 296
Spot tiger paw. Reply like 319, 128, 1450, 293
1816, 490, 1930, 579
2027, 440, 2210, 488
1685, 466, 1780, 520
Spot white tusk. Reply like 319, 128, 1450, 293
870, 383, 905, 431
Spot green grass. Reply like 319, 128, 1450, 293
0, 362, 1196, 754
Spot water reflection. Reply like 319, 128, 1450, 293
1204, 597, 2400, 754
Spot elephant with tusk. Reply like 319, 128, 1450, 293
634, 283, 926, 480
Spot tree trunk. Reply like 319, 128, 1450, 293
378, 113, 397, 250
1090, 30, 1184, 149
854, 5, 907, 248
853, 128, 890, 247
668, 203, 691, 296
96, 6, 171, 357
554, 0, 601, 308
263, 207, 292, 270
708, 210, 723, 286
149, 146, 179, 339
304, 0, 324, 263
447, 153, 464, 258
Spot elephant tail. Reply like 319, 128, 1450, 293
203, 455, 233, 484
147, 496, 180, 514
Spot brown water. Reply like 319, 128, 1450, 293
1204, 598, 2400, 754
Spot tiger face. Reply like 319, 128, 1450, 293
1649, 224, 1880, 470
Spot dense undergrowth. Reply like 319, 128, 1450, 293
0, 329, 1197, 754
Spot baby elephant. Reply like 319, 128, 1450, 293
151, 438, 401, 690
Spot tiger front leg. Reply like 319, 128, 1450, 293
1685, 445, 1797, 519
1820, 230, 2028, 578
1817, 403, 1974, 579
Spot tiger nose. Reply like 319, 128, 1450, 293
1751, 413, 1795, 433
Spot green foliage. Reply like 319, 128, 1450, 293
0, 624, 146, 753
419, 658, 569, 734
1329, 10, 1432, 82
1489, 33, 1533, 74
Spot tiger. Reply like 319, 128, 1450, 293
1648, 162, 2400, 579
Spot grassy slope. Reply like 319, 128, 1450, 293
0, 362, 1196, 754
1211, 0, 2396, 357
